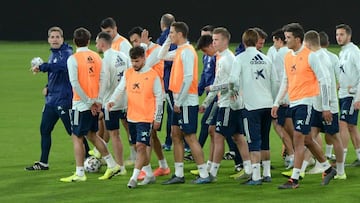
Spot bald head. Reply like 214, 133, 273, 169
160, 13, 175, 31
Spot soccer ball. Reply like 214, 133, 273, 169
84, 156, 102, 173
30, 57, 43, 67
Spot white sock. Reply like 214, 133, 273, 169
209, 162, 220, 177
198, 163, 209, 178
314, 159, 321, 168
103, 154, 116, 168
130, 168, 140, 181
343, 148, 348, 163
206, 160, 212, 172
243, 160, 252, 175
159, 159, 169, 169
300, 160, 309, 173
251, 163, 261, 181
336, 162, 345, 175
325, 144, 333, 158
320, 161, 331, 170
143, 164, 153, 177
76, 166, 85, 177
291, 168, 301, 180
174, 162, 184, 177
262, 160, 271, 177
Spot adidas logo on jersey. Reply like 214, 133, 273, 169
250, 54, 266, 65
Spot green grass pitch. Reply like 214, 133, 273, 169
0, 41, 359, 203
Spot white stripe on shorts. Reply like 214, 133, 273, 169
183, 106, 189, 124
243, 117, 251, 143
223, 107, 230, 126
305, 105, 312, 125
74, 110, 79, 126
104, 109, 110, 121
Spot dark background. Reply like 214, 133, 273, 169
1, 0, 359, 44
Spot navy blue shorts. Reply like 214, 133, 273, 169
215, 107, 244, 137
243, 108, 272, 151
171, 105, 198, 134
290, 105, 312, 135
71, 110, 99, 136
103, 109, 121, 131
339, 97, 359, 125
310, 109, 339, 135
128, 122, 152, 146
277, 105, 291, 126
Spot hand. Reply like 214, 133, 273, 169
42, 87, 48, 96
107, 102, 115, 111
90, 103, 98, 116
322, 110, 333, 123
205, 86, 210, 92
199, 105, 206, 113
271, 106, 279, 118
354, 101, 360, 110
141, 29, 151, 45
30, 66, 40, 74
173, 105, 181, 113
153, 121, 161, 130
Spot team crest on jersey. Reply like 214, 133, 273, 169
255, 69, 265, 79
132, 82, 140, 89
117, 71, 124, 82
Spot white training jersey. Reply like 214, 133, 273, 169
337, 42, 360, 99
99, 48, 131, 111
231, 47, 278, 111
312, 48, 338, 113
272, 46, 290, 105
202, 48, 235, 109
266, 45, 278, 63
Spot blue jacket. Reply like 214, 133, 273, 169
198, 54, 216, 96
39, 43, 73, 108
235, 42, 246, 56
156, 28, 177, 92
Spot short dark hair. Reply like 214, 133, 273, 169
319, 31, 329, 47
336, 23, 352, 36
171, 22, 189, 38
253, 27, 268, 39
100, 17, 116, 29
271, 28, 285, 42
129, 46, 145, 59
201, 25, 214, 33
196, 34, 213, 50
128, 26, 144, 38
97, 31, 112, 45
73, 27, 91, 47
282, 22, 304, 42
